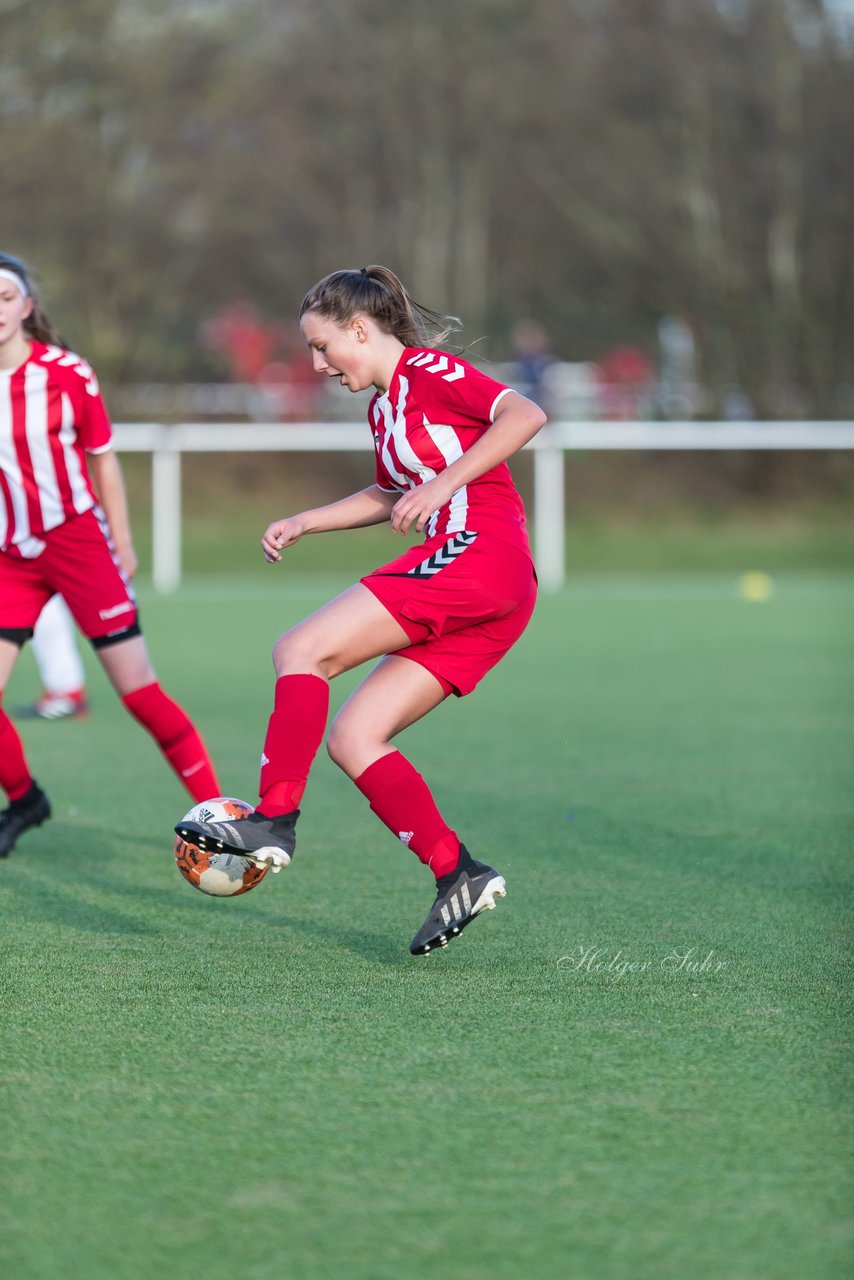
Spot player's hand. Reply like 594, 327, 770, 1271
390, 477, 455, 535
261, 517, 306, 563
115, 543, 138, 580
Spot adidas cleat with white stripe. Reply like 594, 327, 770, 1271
410, 845, 506, 955
174, 809, 299, 873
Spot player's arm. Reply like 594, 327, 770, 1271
88, 448, 138, 579
390, 391, 547, 535
261, 484, 398, 564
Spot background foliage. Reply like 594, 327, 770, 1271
3, 0, 854, 415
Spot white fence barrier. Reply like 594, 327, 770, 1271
112, 421, 854, 593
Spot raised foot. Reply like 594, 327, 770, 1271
241, 846, 290, 873
174, 809, 298, 873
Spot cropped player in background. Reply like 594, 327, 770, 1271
20, 594, 89, 720
177, 265, 545, 955
0, 252, 220, 858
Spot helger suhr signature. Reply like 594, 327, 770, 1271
557, 946, 727, 979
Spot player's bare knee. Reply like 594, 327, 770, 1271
272, 628, 336, 679
272, 630, 308, 672
325, 717, 349, 771
327, 716, 371, 776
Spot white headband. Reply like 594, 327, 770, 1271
0, 268, 30, 298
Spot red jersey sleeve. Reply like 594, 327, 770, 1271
403, 351, 512, 430
75, 361, 113, 453
45, 349, 113, 452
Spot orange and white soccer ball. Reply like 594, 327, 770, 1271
174, 797, 269, 897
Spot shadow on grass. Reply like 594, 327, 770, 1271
4, 824, 412, 965
260, 911, 410, 967
3, 837, 154, 938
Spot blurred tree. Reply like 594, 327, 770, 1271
2, 0, 851, 413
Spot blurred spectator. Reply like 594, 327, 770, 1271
595, 345, 655, 419
657, 316, 698, 419
509, 320, 559, 411
201, 301, 323, 421
253, 331, 325, 421
200, 300, 283, 383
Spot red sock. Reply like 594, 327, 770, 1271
257, 674, 330, 815
0, 695, 33, 801
122, 682, 219, 803
354, 750, 461, 877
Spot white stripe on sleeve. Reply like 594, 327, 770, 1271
489, 386, 513, 422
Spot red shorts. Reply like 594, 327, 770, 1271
0, 509, 138, 645
361, 530, 537, 697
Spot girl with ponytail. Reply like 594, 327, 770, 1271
177, 264, 546, 956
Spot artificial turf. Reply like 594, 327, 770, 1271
1, 570, 851, 1280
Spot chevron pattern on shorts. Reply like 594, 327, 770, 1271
407, 530, 478, 577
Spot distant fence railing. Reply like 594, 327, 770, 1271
112, 420, 854, 592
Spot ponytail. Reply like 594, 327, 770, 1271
299, 265, 460, 349
0, 252, 64, 347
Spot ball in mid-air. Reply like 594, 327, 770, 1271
174, 797, 269, 897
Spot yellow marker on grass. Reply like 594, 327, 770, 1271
738, 571, 774, 602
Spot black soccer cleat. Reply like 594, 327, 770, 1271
410, 845, 506, 955
0, 783, 52, 858
174, 808, 299, 873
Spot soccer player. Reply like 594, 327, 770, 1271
176, 265, 545, 955
0, 252, 220, 857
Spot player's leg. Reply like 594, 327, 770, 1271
327, 654, 505, 953
257, 583, 415, 807
96, 633, 220, 804
272, 581, 415, 680
0, 639, 36, 798
41, 510, 220, 805
27, 593, 88, 720
327, 653, 447, 773
175, 584, 414, 862
0, 557, 54, 855
327, 654, 458, 868
0, 639, 21, 693
332, 544, 537, 952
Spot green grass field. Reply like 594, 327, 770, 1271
1, 566, 852, 1280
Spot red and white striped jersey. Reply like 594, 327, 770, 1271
369, 348, 531, 555
0, 341, 112, 554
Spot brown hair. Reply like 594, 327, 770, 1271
0, 252, 64, 347
299, 265, 460, 349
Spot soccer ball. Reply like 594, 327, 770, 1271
174, 797, 269, 897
